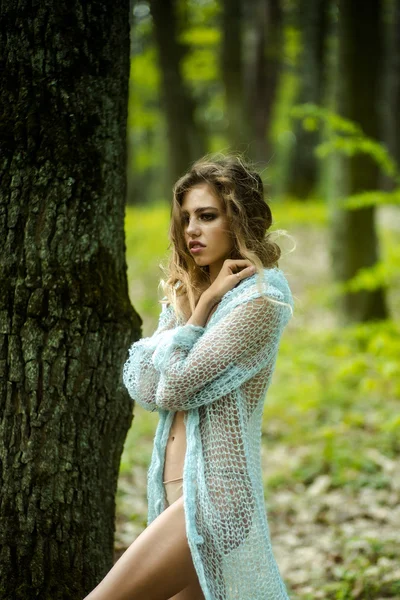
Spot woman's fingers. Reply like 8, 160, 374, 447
225, 259, 253, 267
233, 265, 256, 278
203, 260, 256, 303
224, 259, 253, 274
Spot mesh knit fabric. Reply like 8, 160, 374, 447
122, 267, 294, 600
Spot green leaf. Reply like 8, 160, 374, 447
179, 27, 220, 46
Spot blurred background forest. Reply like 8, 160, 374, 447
119, 1, 400, 598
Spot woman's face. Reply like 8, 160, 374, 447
181, 183, 234, 281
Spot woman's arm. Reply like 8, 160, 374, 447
122, 303, 178, 412
185, 293, 217, 327
152, 284, 292, 411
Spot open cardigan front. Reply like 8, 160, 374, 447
123, 267, 294, 600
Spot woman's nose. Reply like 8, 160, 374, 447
186, 219, 200, 235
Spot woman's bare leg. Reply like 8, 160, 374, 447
168, 577, 205, 600
83, 496, 204, 600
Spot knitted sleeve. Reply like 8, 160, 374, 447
152, 282, 292, 411
122, 302, 178, 412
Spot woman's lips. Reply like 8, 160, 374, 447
190, 246, 205, 254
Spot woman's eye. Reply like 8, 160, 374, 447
181, 213, 216, 224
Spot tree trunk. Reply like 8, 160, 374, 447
332, 0, 388, 322
0, 1, 138, 597
221, 0, 249, 151
150, 0, 206, 192
287, 0, 329, 198
381, 0, 400, 188
394, 0, 400, 168
244, 0, 283, 164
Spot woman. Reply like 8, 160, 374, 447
84, 155, 294, 600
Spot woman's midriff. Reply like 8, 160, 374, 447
162, 302, 218, 487
163, 410, 187, 483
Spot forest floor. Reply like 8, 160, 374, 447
116, 205, 400, 600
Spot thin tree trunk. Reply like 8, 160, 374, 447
0, 1, 137, 597
395, 0, 400, 168
150, 0, 206, 192
245, 0, 283, 164
381, 0, 400, 188
332, 0, 388, 322
221, 0, 249, 151
264, 0, 284, 161
287, 0, 329, 198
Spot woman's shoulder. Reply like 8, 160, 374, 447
228, 266, 291, 300
262, 266, 293, 304
158, 266, 293, 323
160, 298, 170, 312
216, 266, 293, 319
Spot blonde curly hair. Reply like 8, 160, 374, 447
159, 154, 285, 322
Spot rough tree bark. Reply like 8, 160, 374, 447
0, 1, 138, 598
150, 0, 206, 192
332, 0, 388, 322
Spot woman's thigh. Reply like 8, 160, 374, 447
84, 495, 204, 600
169, 577, 206, 600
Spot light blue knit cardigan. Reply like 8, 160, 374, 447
123, 267, 294, 600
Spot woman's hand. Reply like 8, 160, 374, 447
203, 259, 256, 305
186, 260, 256, 328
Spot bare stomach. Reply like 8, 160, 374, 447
163, 410, 187, 482
162, 302, 218, 484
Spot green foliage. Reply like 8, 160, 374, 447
321, 227, 400, 299
271, 198, 328, 227
128, 23, 167, 202
179, 26, 220, 46
290, 103, 400, 184
179, 11, 224, 146
124, 201, 171, 332
264, 318, 400, 491
128, 1, 227, 201
338, 262, 390, 293
340, 188, 400, 209
282, 25, 303, 68
119, 408, 158, 473
129, 49, 160, 104
182, 0, 220, 27
182, 47, 219, 83
270, 26, 302, 196
285, 104, 400, 297
124, 201, 170, 263
291, 103, 362, 137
